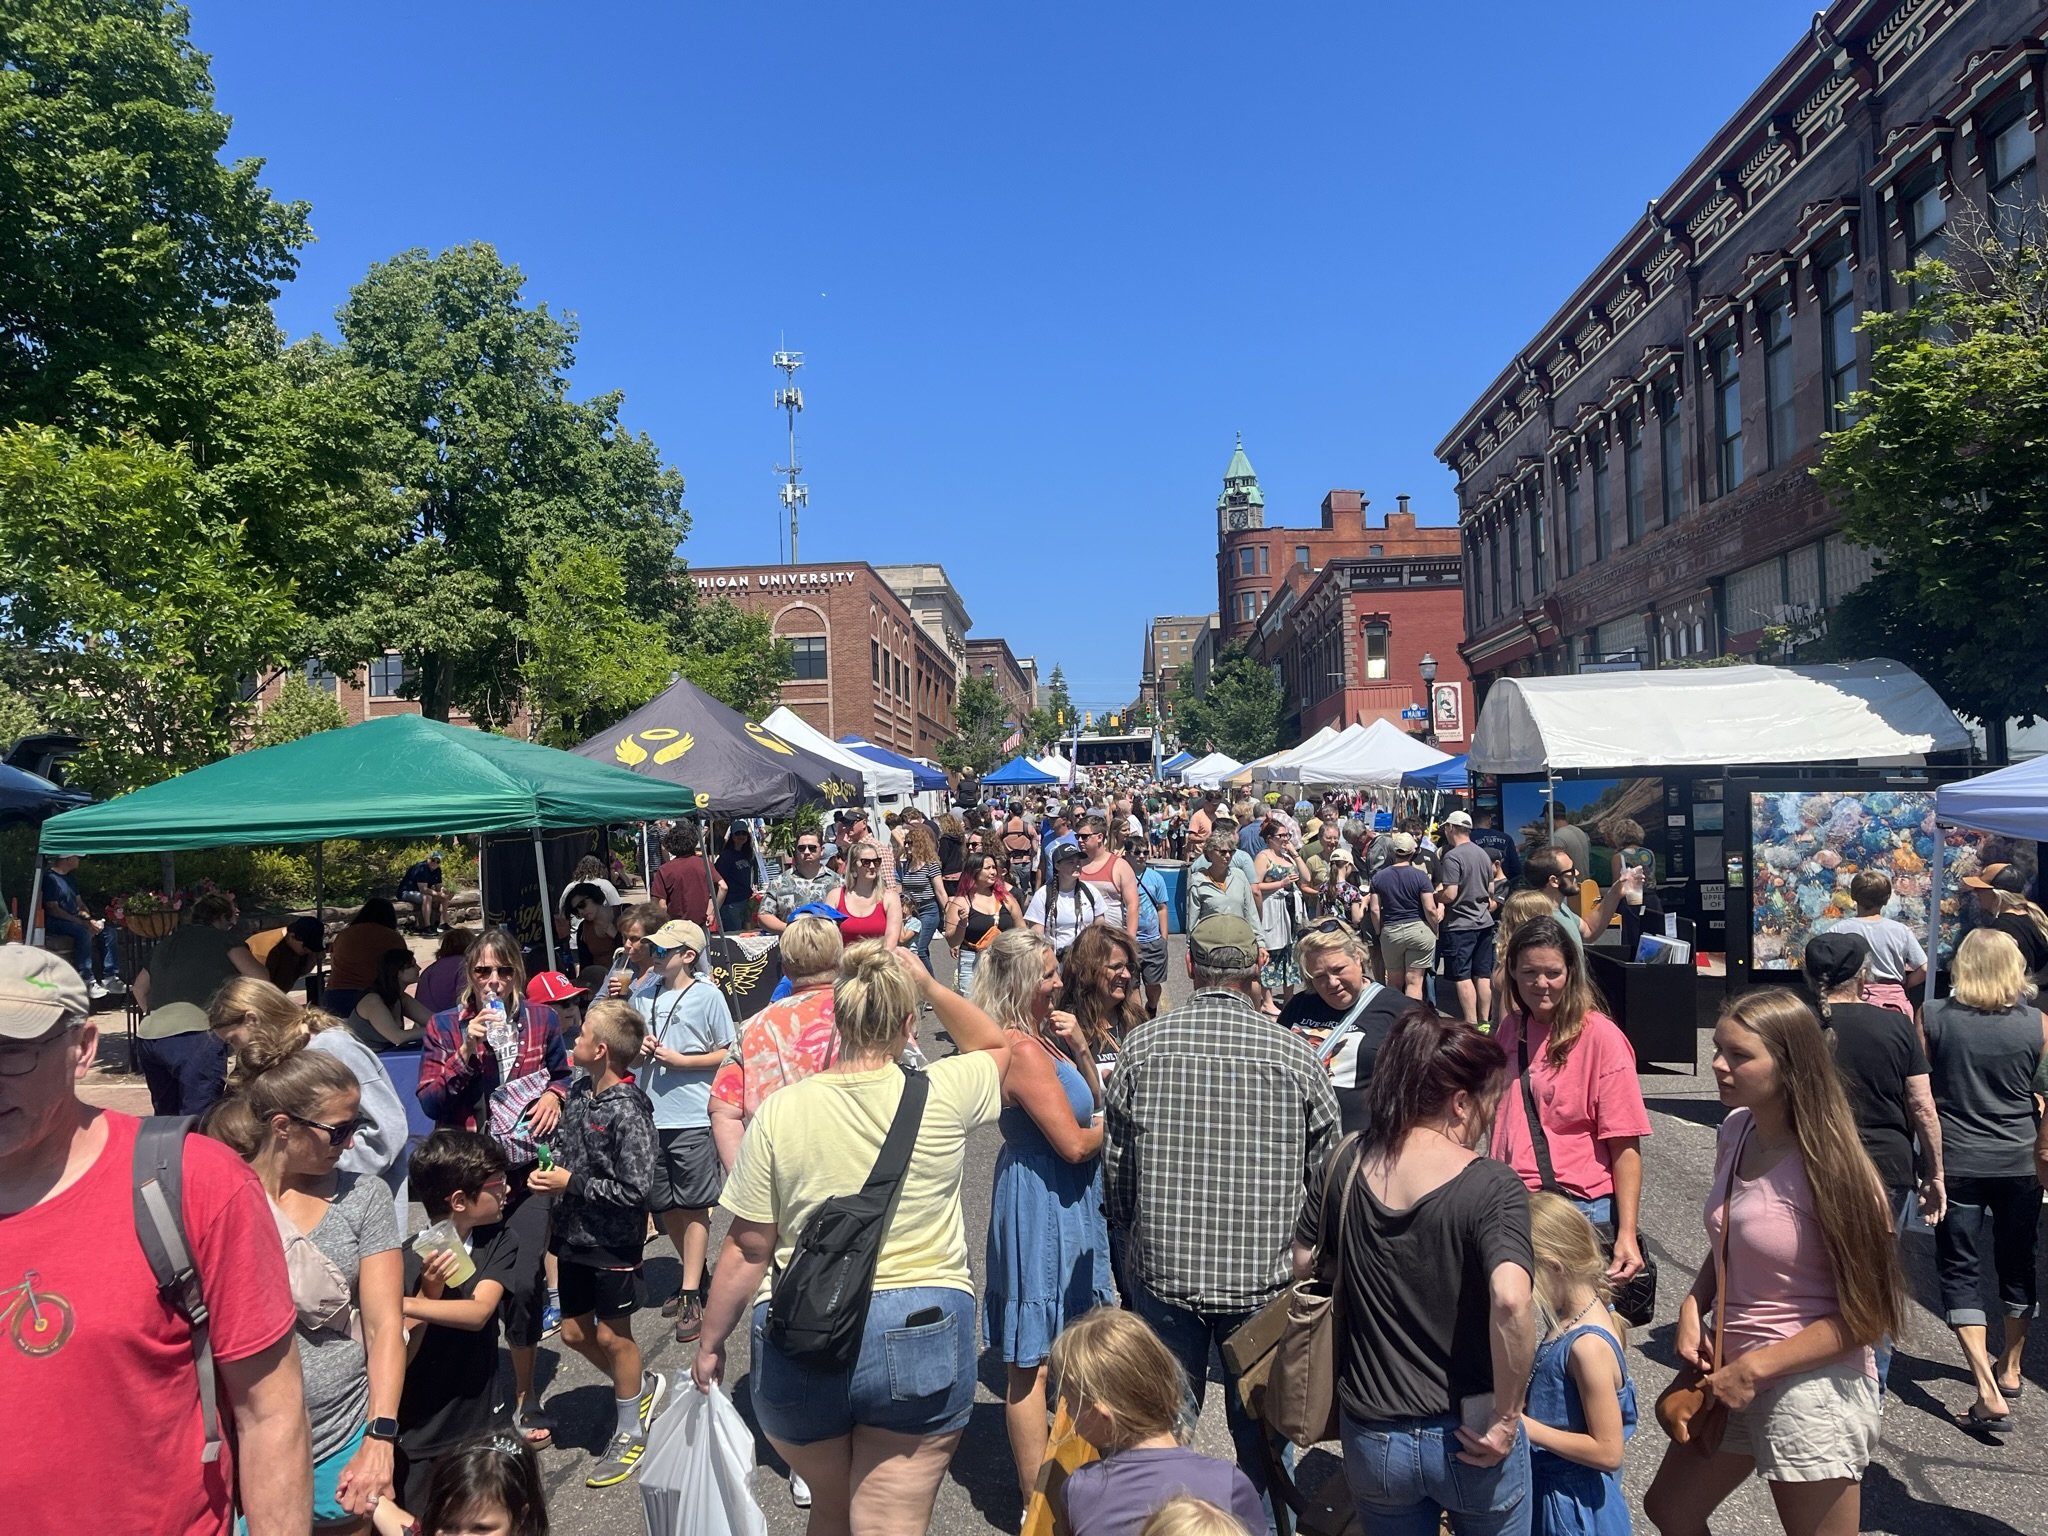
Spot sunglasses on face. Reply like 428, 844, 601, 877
472, 965, 512, 978
796, 843, 820, 853
289, 1112, 367, 1148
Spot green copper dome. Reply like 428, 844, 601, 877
1218, 432, 1264, 508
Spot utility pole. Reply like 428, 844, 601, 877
773, 347, 807, 564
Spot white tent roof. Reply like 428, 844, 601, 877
1032, 752, 1075, 783
1247, 724, 1359, 783
1292, 718, 1453, 787
1180, 751, 1243, 788
1936, 756, 2048, 841
762, 706, 916, 802
1468, 660, 1971, 775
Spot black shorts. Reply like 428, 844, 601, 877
557, 1257, 640, 1322
651, 1126, 724, 1211
495, 1184, 552, 1346
1439, 925, 1498, 982
1137, 936, 1168, 986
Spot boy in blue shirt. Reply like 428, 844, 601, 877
1126, 840, 1173, 1019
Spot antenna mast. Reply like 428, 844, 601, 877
772, 347, 807, 564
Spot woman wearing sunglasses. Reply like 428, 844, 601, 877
204, 1023, 404, 1532
831, 843, 903, 947
418, 930, 573, 1445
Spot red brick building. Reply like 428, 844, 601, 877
965, 637, 1035, 731
252, 657, 517, 732
689, 561, 957, 756
1437, 0, 2033, 706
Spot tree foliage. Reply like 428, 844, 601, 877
1816, 214, 2048, 725
939, 675, 1009, 774
1171, 643, 1281, 762
0, 680, 43, 753
675, 596, 794, 717
517, 541, 678, 748
247, 671, 347, 750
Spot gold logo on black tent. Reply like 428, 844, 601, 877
615, 728, 694, 766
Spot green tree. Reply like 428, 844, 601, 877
247, 671, 347, 750
1171, 643, 1281, 761
1044, 665, 1076, 731
1816, 218, 2048, 725
938, 675, 1009, 774
0, 680, 42, 752
0, 427, 301, 792
0, 0, 312, 427
676, 597, 793, 717
517, 541, 678, 747
330, 244, 689, 723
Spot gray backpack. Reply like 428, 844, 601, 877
134, 1116, 224, 1464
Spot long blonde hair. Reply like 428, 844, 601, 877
1719, 989, 1904, 1348
1951, 926, 2036, 1011
207, 976, 343, 1091
1139, 1499, 1250, 1536
973, 929, 1054, 1030
1048, 1308, 1187, 1452
1529, 1190, 1611, 1314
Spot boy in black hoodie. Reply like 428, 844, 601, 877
525, 998, 663, 1487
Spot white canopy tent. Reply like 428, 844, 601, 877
1032, 752, 1076, 783
1179, 751, 1244, 789
762, 706, 917, 804
1468, 660, 1972, 775
1289, 717, 1453, 787
1245, 725, 1347, 784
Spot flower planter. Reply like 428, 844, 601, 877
125, 911, 179, 939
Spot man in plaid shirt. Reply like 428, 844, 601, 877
1104, 913, 1339, 1519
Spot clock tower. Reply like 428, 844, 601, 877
1216, 433, 1265, 538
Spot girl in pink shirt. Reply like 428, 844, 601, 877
1644, 990, 1904, 1536
1491, 915, 1652, 1284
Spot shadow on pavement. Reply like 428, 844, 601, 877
1863, 1461, 2032, 1534
1641, 1095, 1727, 1129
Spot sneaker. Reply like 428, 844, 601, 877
636, 1369, 668, 1432
674, 1294, 703, 1345
586, 1430, 647, 1488
790, 1472, 812, 1509
540, 1303, 561, 1338
99, 976, 127, 995
660, 1289, 684, 1318
86, 980, 108, 1000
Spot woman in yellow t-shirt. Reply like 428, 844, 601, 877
693, 941, 1013, 1532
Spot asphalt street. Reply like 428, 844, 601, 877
507, 936, 2048, 1536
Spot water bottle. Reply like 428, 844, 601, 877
483, 998, 513, 1057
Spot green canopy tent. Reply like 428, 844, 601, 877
36, 715, 703, 970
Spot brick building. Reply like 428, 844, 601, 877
253, 657, 517, 732
964, 637, 1036, 730
689, 562, 957, 756
874, 564, 972, 684
1140, 613, 1214, 714
1437, 0, 2036, 703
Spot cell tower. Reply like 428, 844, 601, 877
772, 347, 807, 564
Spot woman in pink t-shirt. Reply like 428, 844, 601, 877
1644, 989, 1903, 1536
1490, 915, 1652, 1282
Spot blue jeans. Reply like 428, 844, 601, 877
954, 944, 979, 996
909, 907, 940, 966
1340, 1412, 1531, 1536
748, 1286, 977, 1444
1125, 1272, 1287, 1530
46, 916, 115, 981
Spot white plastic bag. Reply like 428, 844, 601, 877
640, 1381, 768, 1536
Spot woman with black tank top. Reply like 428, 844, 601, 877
944, 853, 1023, 996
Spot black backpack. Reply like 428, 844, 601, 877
765, 1068, 929, 1369
133, 1116, 224, 1464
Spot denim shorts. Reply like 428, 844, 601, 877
749, 1285, 977, 1444
1341, 1412, 1530, 1536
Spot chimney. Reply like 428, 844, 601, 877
1390, 493, 1416, 534
1320, 489, 1366, 532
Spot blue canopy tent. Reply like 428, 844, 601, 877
1401, 754, 1469, 791
983, 754, 1058, 787
838, 735, 949, 792
1160, 749, 1197, 777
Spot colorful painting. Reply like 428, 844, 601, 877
1502, 777, 1665, 884
1748, 790, 2033, 970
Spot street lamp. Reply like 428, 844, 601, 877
1418, 653, 1438, 745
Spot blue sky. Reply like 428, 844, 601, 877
196, 1, 1813, 712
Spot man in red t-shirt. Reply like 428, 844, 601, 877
0, 949, 310, 1535
650, 821, 714, 925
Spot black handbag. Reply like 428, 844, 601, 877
766, 1066, 929, 1368
1516, 1029, 1659, 1327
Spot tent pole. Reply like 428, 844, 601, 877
641, 822, 653, 890
532, 831, 558, 973
313, 843, 326, 996
24, 853, 43, 947
703, 838, 722, 936
1923, 822, 1946, 1011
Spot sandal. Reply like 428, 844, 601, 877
514, 1406, 556, 1447
1960, 1401, 2011, 1432
1999, 1378, 2025, 1404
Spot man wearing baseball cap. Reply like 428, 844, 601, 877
1102, 914, 1338, 1525
0, 948, 311, 1533
1435, 811, 1498, 1027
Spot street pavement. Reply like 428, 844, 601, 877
86, 937, 2046, 1534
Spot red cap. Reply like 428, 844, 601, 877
526, 971, 589, 1005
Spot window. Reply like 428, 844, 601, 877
305, 659, 340, 695
1178, 629, 1188, 641
1528, 480, 1547, 590
1363, 623, 1389, 680
1763, 298, 1795, 468
1295, 545, 1310, 569
1725, 557, 1784, 637
790, 635, 827, 680
1368, 544, 1383, 557
1590, 440, 1611, 561
1488, 528, 1503, 620
1510, 507, 1524, 604
1658, 386, 1683, 524
1622, 413, 1644, 544
1906, 179, 1947, 267
1990, 113, 2040, 244
1562, 460, 1581, 575
1257, 546, 1270, 576
1824, 533, 1876, 604
1239, 591, 1258, 623
368, 652, 413, 699
871, 640, 880, 684
1238, 547, 1256, 577
1713, 335, 1743, 494
1821, 253, 1858, 428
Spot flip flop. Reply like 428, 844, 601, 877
1999, 1381, 2024, 1404
514, 1407, 556, 1447
1961, 1401, 2011, 1432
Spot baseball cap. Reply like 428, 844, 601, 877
1188, 913, 1260, 972
0, 947, 90, 1040
526, 971, 589, 1005
1802, 930, 1871, 990
1304, 817, 1323, 838
649, 920, 708, 954
1444, 810, 1474, 829
1963, 862, 2028, 894
1051, 841, 1085, 864
287, 916, 325, 949
1390, 832, 1418, 855
1330, 845, 1355, 865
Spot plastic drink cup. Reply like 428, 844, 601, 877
412, 1219, 477, 1287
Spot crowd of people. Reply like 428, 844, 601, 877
2, 766, 2041, 1536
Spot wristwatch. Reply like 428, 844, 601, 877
365, 1416, 401, 1442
